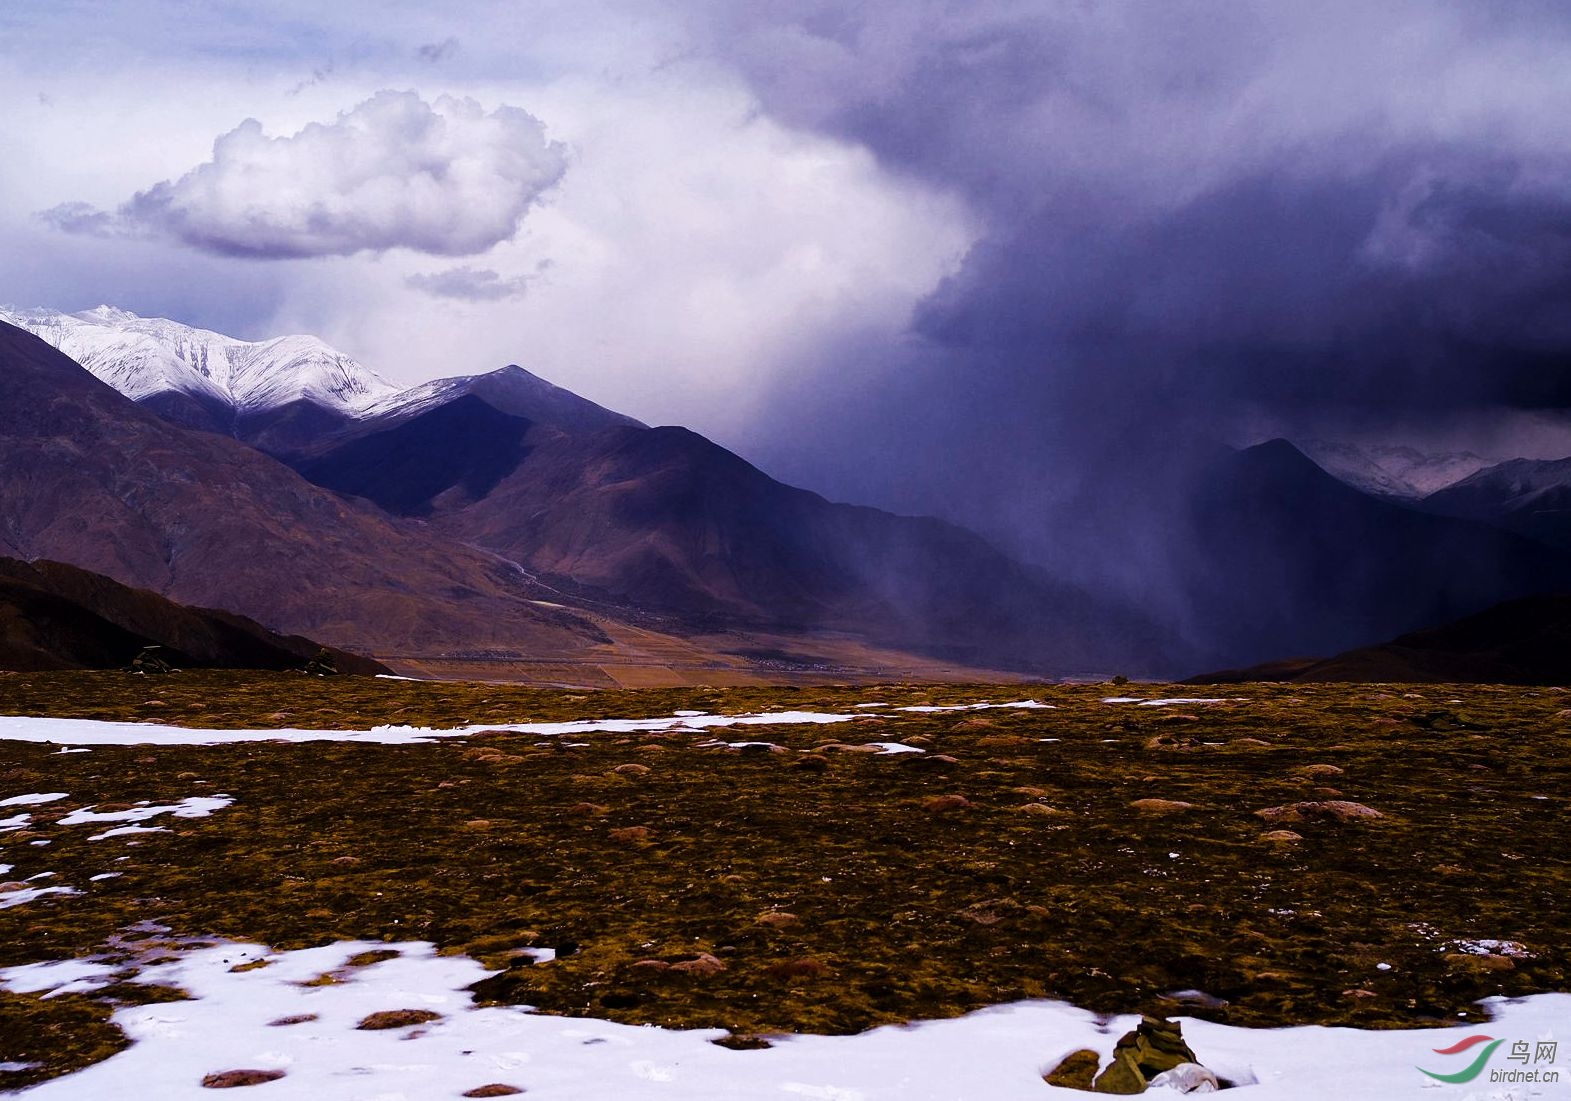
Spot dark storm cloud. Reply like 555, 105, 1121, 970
680, 0, 1571, 635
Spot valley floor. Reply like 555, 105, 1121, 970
0, 674, 1566, 1097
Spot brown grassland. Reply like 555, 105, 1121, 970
0, 671, 1566, 1090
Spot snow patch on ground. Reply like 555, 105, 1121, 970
894, 701, 1054, 713
1102, 697, 1241, 707
1, 939, 1565, 1099
0, 885, 81, 910
0, 712, 860, 747
0, 792, 68, 807
56, 796, 233, 826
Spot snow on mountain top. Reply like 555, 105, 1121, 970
0, 305, 400, 416
1297, 439, 1494, 499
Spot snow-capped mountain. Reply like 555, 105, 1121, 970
0, 306, 400, 418
357, 364, 642, 435
1296, 438, 1493, 500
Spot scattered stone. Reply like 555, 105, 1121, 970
1129, 798, 1195, 814
1043, 1048, 1101, 1091
613, 763, 651, 776
608, 825, 655, 843
1260, 830, 1303, 843
355, 1009, 443, 1030
462, 1086, 525, 1098
463, 819, 495, 830
668, 952, 727, 976
1342, 988, 1378, 999
756, 911, 800, 928
201, 1069, 286, 1088
629, 959, 670, 972
565, 802, 609, 816
1230, 737, 1272, 748
1018, 803, 1072, 817
1293, 763, 1346, 777
329, 855, 360, 866
921, 794, 972, 812
1254, 800, 1383, 824
925, 754, 961, 765
1012, 785, 1052, 798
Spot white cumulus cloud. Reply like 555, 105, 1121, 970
40, 91, 567, 259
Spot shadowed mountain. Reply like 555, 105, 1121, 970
291, 400, 1178, 676
0, 320, 626, 662
1179, 440, 1571, 669
295, 396, 533, 516
1186, 592, 1571, 685
1418, 457, 1571, 550
0, 556, 388, 673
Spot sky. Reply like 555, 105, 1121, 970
5, 1, 1571, 576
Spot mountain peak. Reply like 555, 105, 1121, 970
0, 305, 399, 418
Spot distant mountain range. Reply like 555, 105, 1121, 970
1177, 439, 1571, 670
1295, 439, 1492, 499
0, 310, 1168, 681
7, 304, 1571, 684
1187, 592, 1571, 686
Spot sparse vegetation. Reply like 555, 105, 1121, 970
1, 672, 1568, 1090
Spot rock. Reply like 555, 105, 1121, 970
266, 1014, 317, 1026
668, 952, 727, 976
1129, 798, 1195, 814
629, 959, 670, 972
1043, 1048, 1102, 1090
608, 826, 655, 843
201, 1069, 286, 1088
1293, 763, 1346, 777
1147, 1062, 1220, 1093
613, 763, 651, 776
1260, 829, 1303, 842
792, 754, 830, 771
1018, 803, 1073, 817
355, 1009, 443, 1030
565, 802, 609, 816
756, 911, 800, 928
921, 794, 972, 812
462, 1086, 526, 1098
1254, 800, 1383, 824
1012, 785, 1052, 798
1093, 1015, 1200, 1094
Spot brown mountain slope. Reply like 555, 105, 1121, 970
291, 396, 1177, 676
1185, 593, 1571, 686
0, 321, 617, 661
0, 556, 388, 673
